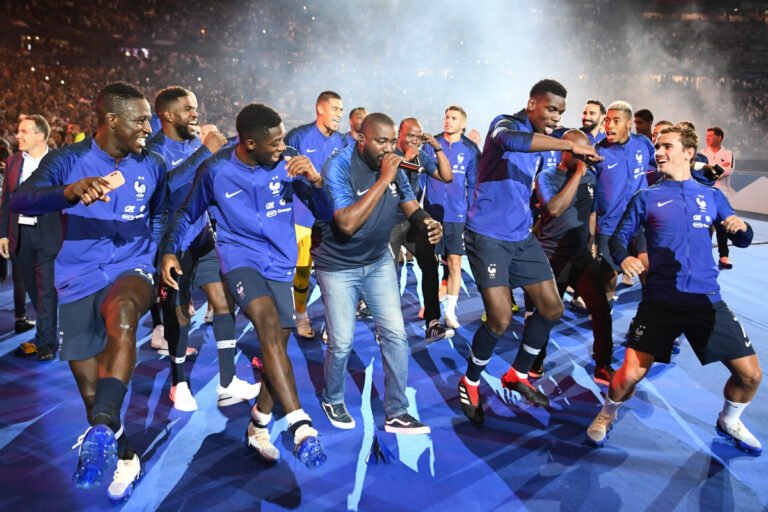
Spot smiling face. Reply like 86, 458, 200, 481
16, 119, 46, 153
527, 92, 565, 135
317, 97, 344, 134
246, 123, 287, 166
604, 109, 632, 144
655, 131, 695, 177
581, 103, 604, 133
166, 93, 200, 141
398, 119, 423, 153
111, 98, 152, 154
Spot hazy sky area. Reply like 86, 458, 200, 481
211, 0, 739, 143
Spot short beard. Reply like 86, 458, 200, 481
176, 123, 196, 141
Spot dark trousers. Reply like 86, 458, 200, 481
550, 252, 613, 365
12, 260, 27, 318
389, 220, 441, 326
715, 223, 729, 258
12, 224, 58, 350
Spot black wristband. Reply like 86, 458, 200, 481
408, 207, 430, 232
433, 146, 443, 152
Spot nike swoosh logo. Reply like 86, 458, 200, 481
171, 158, 184, 166
225, 190, 243, 199
356, 189, 369, 196
306, 149, 317, 153
657, 200, 673, 207
746, 339, 752, 348
607, 163, 619, 169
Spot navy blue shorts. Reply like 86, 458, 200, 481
177, 247, 222, 306
224, 267, 294, 328
597, 230, 647, 272
628, 300, 754, 365
58, 269, 154, 361
436, 221, 466, 256
465, 230, 554, 290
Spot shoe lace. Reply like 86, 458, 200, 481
71, 429, 89, 450
295, 424, 318, 445
592, 412, 615, 430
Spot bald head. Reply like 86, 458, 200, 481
361, 113, 396, 138
560, 129, 590, 172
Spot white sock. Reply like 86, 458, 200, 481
286, 408, 311, 427
251, 405, 273, 427
603, 396, 623, 416
445, 295, 458, 317
720, 399, 749, 426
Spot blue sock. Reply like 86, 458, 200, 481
213, 313, 237, 387
91, 377, 127, 428
466, 323, 501, 381
512, 312, 557, 373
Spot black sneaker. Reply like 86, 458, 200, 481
15, 317, 36, 334
593, 365, 614, 386
384, 413, 431, 435
425, 321, 454, 343
36, 345, 56, 362
321, 401, 355, 429
501, 369, 550, 407
356, 300, 372, 318
457, 377, 484, 425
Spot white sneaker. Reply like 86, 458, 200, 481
716, 415, 763, 455
150, 325, 166, 350
107, 454, 142, 503
218, 376, 261, 407
296, 315, 315, 339
169, 382, 198, 412
444, 313, 460, 330
204, 306, 214, 324
586, 410, 616, 447
246, 422, 280, 462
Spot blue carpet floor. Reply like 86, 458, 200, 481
1, 221, 767, 511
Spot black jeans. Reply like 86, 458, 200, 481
548, 252, 613, 365
388, 220, 441, 326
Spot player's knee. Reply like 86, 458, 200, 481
538, 301, 563, 322
736, 364, 762, 390
485, 314, 511, 336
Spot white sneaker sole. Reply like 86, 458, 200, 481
384, 424, 431, 435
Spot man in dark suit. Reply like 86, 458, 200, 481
0, 115, 61, 361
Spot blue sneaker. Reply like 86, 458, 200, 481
72, 424, 118, 489
294, 424, 326, 469
716, 415, 763, 456
107, 454, 142, 503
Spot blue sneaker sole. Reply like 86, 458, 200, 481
716, 423, 763, 456
107, 468, 144, 503
296, 437, 327, 469
73, 426, 118, 490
